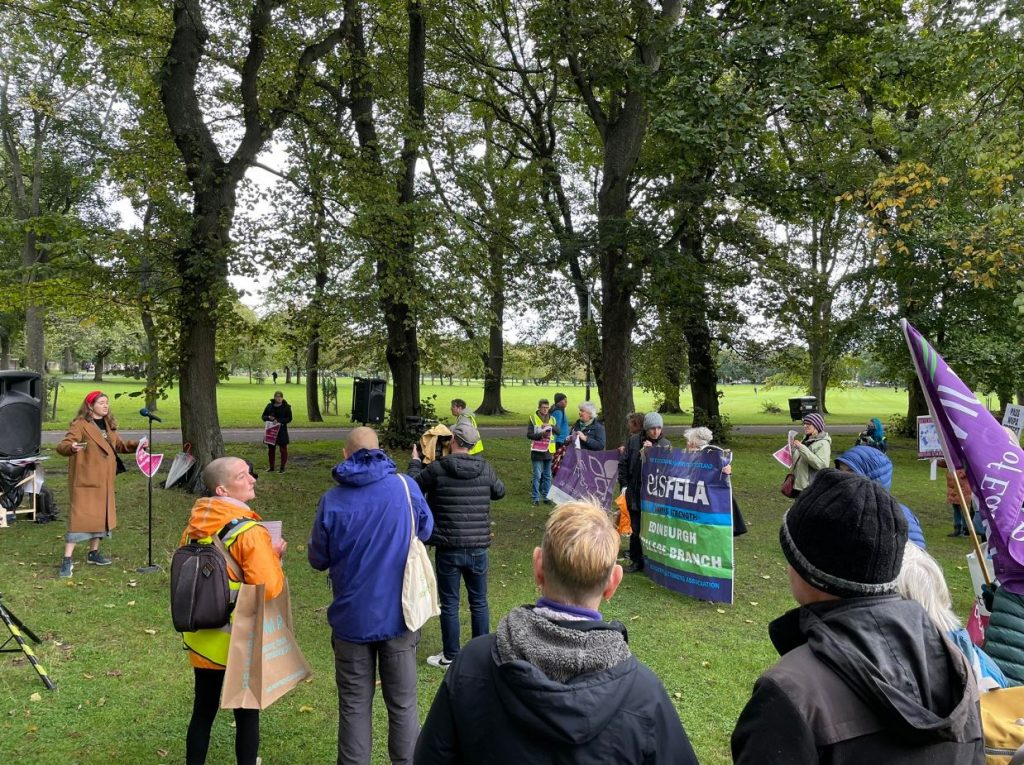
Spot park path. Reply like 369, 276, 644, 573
40, 423, 862, 446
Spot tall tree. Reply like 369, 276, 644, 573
159, 1, 344, 470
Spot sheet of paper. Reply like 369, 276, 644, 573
262, 520, 283, 546
773, 444, 794, 468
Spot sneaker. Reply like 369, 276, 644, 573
947, 530, 964, 537
625, 562, 645, 574
532, 500, 539, 506
58, 557, 73, 578
87, 550, 113, 566
426, 652, 453, 669
278, 467, 285, 473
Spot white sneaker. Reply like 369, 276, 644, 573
426, 652, 452, 669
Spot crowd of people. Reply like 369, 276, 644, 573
51, 390, 1010, 763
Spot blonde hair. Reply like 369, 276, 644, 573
541, 500, 619, 602
895, 542, 960, 633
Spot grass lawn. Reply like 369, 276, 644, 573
44, 376, 916, 430
0, 435, 980, 764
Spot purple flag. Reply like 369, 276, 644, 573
547, 446, 621, 509
903, 320, 1024, 590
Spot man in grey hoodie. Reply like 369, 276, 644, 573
414, 500, 698, 765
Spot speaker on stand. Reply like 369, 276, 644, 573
351, 378, 386, 424
0, 372, 42, 459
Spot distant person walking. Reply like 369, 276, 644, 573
54, 391, 138, 578
261, 391, 292, 473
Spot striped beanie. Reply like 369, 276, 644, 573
802, 412, 825, 433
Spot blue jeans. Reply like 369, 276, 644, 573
435, 548, 489, 660
531, 459, 552, 502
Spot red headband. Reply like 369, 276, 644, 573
85, 390, 104, 407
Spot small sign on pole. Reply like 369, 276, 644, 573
1002, 404, 1024, 440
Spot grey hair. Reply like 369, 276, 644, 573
895, 542, 960, 633
684, 427, 713, 448
579, 401, 597, 418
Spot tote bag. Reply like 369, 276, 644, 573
398, 475, 440, 632
221, 580, 311, 710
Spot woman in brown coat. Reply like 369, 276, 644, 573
55, 391, 137, 578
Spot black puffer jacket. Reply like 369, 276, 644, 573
408, 453, 505, 549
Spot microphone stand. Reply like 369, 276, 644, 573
136, 415, 160, 574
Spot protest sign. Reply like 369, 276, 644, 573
547, 447, 620, 509
135, 438, 164, 478
772, 444, 794, 468
640, 447, 734, 604
1003, 404, 1024, 439
917, 416, 942, 459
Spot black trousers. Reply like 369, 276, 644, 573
186, 667, 260, 765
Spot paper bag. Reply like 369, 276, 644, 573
221, 580, 311, 710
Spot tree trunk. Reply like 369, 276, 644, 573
0, 331, 10, 370
808, 340, 828, 414
178, 292, 225, 482
306, 341, 322, 422
477, 241, 507, 415
62, 347, 74, 374
905, 377, 928, 436
141, 308, 159, 411
93, 350, 107, 382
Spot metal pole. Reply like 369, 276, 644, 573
137, 418, 160, 573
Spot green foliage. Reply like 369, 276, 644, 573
760, 400, 782, 415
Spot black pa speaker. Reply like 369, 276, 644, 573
351, 377, 386, 424
0, 371, 43, 458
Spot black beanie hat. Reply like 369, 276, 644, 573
779, 469, 907, 598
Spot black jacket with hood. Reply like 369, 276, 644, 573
408, 452, 504, 549
618, 433, 672, 513
414, 605, 698, 765
732, 595, 984, 765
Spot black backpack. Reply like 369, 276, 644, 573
170, 519, 255, 633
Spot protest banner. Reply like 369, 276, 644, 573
639, 447, 734, 604
903, 320, 1024, 591
547, 446, 620, 509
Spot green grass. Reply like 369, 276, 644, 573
0, 436, 981, 764
45, 376, 914, 430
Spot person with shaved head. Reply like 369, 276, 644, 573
308, 427, 434, 765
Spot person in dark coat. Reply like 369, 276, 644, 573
618, 412, 671, 573
414, 500, 698, 765
261, 390, 292, 473
408, 421, 505, 669
731, 469, 984, 765
567, 401, 606, 450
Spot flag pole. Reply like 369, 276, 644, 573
900, 319, 991, 585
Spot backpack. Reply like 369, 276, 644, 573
170, 519, 256, 633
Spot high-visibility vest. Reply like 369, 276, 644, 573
529, 413, 556, 454
456, 412, 484, 455
181, 519, 259, 667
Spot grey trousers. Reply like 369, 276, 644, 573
332, 630, 420, 765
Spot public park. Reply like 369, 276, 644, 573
2, 1, 1024, 763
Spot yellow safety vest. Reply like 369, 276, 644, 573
181, 520, 259, 667
456, 412, 484, 455
529, 413, 556, 454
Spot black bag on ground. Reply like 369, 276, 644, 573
170, 521, 250, 633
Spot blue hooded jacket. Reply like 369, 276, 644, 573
834, 445, 926, 548
308, 448, 434, 643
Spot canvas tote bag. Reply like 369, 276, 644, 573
398, 475, 440, 631
221, 579, 311, 710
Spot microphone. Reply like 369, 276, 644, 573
139, 408, 163, 423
